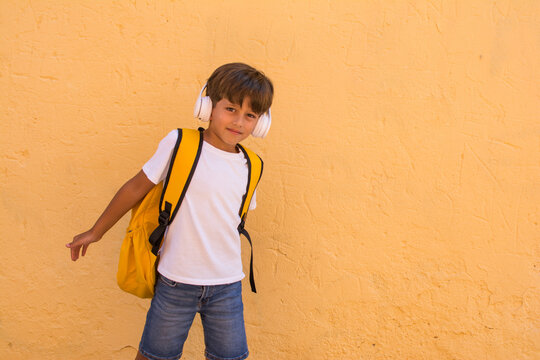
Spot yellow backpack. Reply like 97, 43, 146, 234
117, 128, 263, 298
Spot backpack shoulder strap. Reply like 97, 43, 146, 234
236, 144, 264, 222
160, 128, 204, 218
236, 144, 264, 293
149, 128, 204, 255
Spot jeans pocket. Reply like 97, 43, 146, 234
158, 274, 177, 288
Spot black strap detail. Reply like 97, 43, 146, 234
235, 146, 262, 294
149, 202, 172, 255
236, 145, 252, 218
238, 220, 256, 293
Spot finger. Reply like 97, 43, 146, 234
66, 241, 78, 248
82, 244, 88, 257
66, 235, 81, 248
71, 245, 80, 261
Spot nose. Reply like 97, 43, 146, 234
232, 113, 244, 126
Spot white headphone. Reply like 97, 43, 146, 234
193, 83, 271, 138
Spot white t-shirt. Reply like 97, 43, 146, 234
142, 129, 256, 285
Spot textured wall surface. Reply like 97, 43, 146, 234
1, 1, 539, 359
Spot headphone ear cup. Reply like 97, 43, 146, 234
194, 95, 212, 122
194, 83, 213, 122
252, 110, 271, 138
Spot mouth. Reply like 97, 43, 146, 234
227, 128, 242, 135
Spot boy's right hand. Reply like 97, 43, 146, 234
65, 170, 154, 262
66, 230, 101, 261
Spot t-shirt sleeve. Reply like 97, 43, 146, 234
142, 130, 178, 184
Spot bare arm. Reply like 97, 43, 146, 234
66, 170, 155, 261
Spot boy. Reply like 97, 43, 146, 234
66, 63, 273, 360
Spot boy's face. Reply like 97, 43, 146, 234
204, 97, 260, 153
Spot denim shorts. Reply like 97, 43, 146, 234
139, 274, 248, 360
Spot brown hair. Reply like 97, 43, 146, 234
206, 63, 274, 115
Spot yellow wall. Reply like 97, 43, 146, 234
1, 1, 538, 359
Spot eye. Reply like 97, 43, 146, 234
226, 107, 235, 112
247, 113, 258, 119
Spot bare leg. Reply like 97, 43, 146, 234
135, 351, 149, 360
